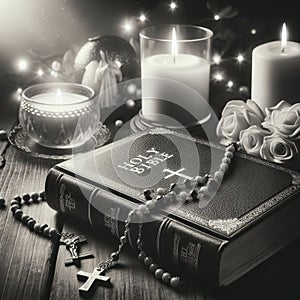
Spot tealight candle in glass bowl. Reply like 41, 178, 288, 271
19, 83, 100, 149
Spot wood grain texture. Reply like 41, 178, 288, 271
0, 147, 58, 300
0, 88, 300, 300
50, 220, 206, 300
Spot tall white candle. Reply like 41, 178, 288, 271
251, 24, 300, 109
141, 27, 211, 126
142, 54, 210, 123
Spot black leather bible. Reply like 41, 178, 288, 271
45, 128, 300, 287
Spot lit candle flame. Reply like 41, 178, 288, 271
56, 89, 62, 105
172, 27, 177, 63
281, 23, 287, 53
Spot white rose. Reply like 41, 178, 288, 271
262, 100, 300, 140
239, 126, 270, 157
217, 100, 265, 142
260, 132, 299, 164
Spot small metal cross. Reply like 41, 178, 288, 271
64, 251, 94, 266
60, 235, 93, 266
77, 268, 110, 294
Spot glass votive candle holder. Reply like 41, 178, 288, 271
140, 24, 213, 126
19, 83, 100, 149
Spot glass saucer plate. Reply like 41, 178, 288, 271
8, 123, 111, 160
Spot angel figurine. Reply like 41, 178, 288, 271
82, 50, 122, 108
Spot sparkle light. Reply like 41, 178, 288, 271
17, 88, 23, 94
37, 69, 44, 76
237, 54, 244, 63
213, 54, 221, 65
123, 22, 132, 32
251, 29, 256, 35
139, 14, 146, 22
214, 73, 223, 81
18, 60, 28, 71
227, 81, 234, 88
127, 83, 137, 95
170, 2, 177, 10
214, 14, 220, 21
51, 70, 58, 77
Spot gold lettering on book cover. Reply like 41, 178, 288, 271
65, 193, 76, 210
59, 183, 76, 212
117, 147, 174, 175
180, 242, 201, 270
104, 208, 120, 237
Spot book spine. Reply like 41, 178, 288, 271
45, 167, 225, 286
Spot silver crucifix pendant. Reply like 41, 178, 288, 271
77, 268, 111, 295
60, 234, 94, 266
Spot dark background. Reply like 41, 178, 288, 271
0, 0, 300, 74
0, 3, 300, 299
0, 0, 298, 108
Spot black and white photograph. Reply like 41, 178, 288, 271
0, 1, 300, 299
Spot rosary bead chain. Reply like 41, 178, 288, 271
136, 221, 183, 288
9, 191, 60, 240
130, 142, 238, 289
4, 142, 238, 291
97, 207, 137, 271
140, 142, 238, 206
0, 197, 5, 208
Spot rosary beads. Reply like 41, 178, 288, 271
0, 197, 5, 208
9, 191, 61, 239
137, 222, 182, 288
96, 142, 238, 290
3, 141, 238, 295
140, 142, 238, 207
9, 192, 94, 267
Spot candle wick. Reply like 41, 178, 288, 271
173, 56, 176, 64
282, 47, 285, 53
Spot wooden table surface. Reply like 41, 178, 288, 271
0, 83, 300, 300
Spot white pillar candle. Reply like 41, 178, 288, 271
142, 54, 210, 124
251, 24, 300, 109
141, 26, 212, 126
